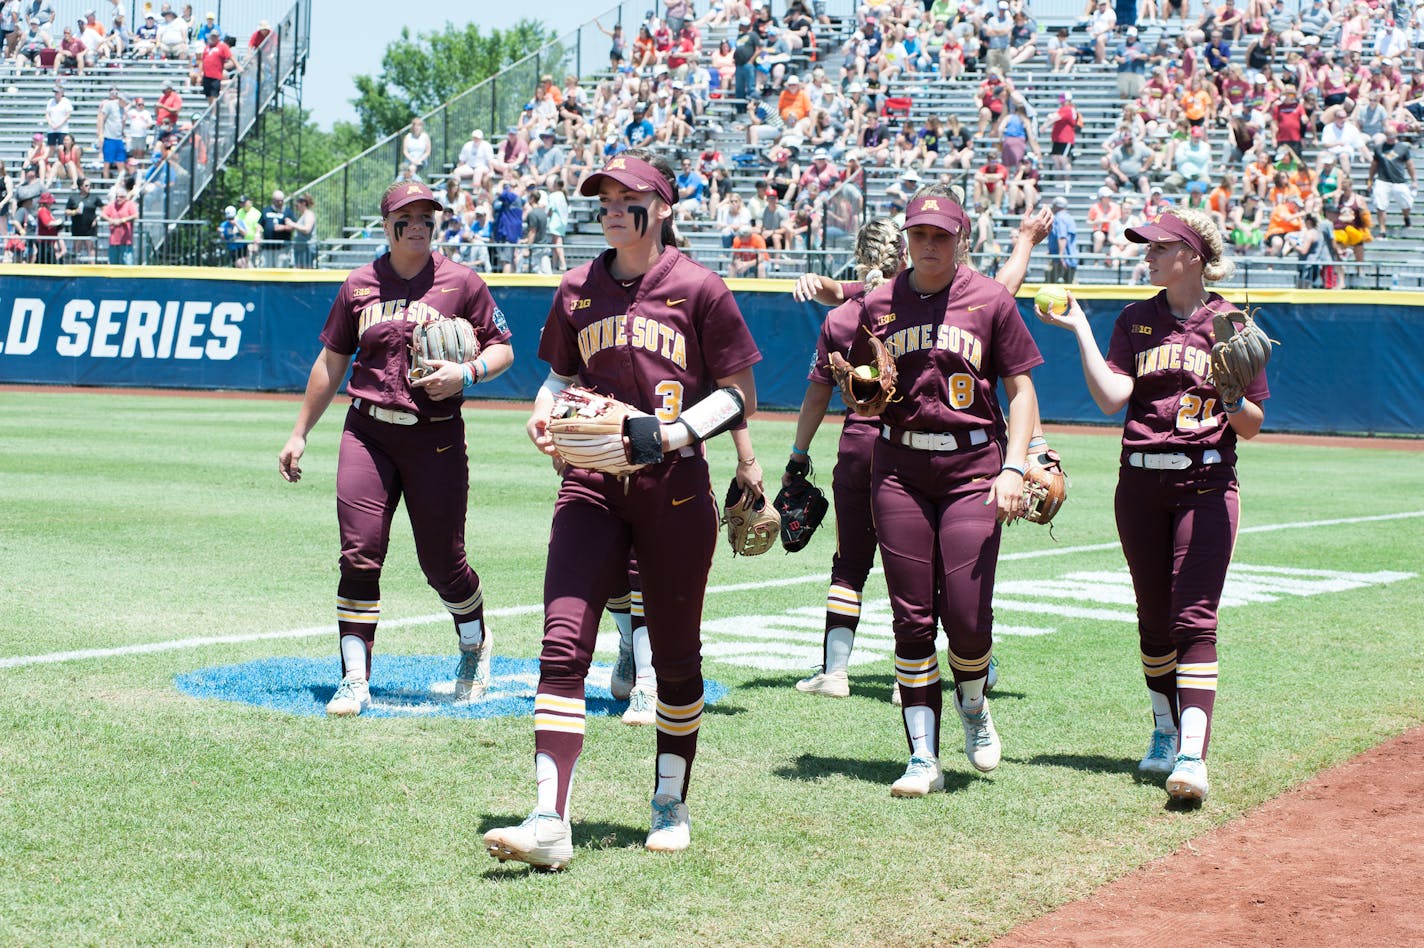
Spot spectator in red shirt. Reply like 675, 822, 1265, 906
1271, 88, 1306, 160
34, 191, 61, 264
1050, 91, 1082, 174
974, 157, 1009, 211
197, 31, 235, 104
156, 82, 182, 132
249, 19, 272, 54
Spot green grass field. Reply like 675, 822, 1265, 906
1, 390, 1421, 945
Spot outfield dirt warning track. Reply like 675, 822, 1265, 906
995, 727, 1424, 947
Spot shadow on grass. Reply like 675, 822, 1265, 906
477, 815, 647, 877
734, 675, 1028, 706
774, 753, 982, 793
1019, 752, 1140, 777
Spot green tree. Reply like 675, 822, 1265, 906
195, 106, 363, 222
351, 19, 558, 141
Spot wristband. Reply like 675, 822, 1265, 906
1224, 397, 1244, 414
1028, 435, 1048, 451
738, 456, 757, 466
460, 363, 474, 387
790, 444, 809, 457
1001, 464, 1025, 477
478, 357, 489, 381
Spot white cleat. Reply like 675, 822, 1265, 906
795, 667, 850, 698
890, 754, 944, 797
645, 794, 691, 853
453, 626, 493, 702
325, 674, 370, 717
483, 811, 574, 870
622, 685, 657, 726
1166, 755, 1210, 803
956, 693, 1001, 773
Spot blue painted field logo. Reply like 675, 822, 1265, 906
174, 655, 729, 719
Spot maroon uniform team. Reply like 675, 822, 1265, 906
283, 177, 1263, 867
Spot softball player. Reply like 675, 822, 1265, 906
850, 187, 1042, 796
278, 181, 515, 716
786, 208, 1054, 701
1034, 209, 1267, 803
483, 151, 761, 869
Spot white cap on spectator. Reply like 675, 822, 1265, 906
1098, 186, 1113, 198
786, 74, 801, 85
1127, 25, 1138, 35
813, 147, 829, 160
224, 205, 235, 218
738, 16, 751, 26
848, 81, 864, 93
1061, 91, 1073, 100
1052, 196, 1068, 209
1150, 185, 1163, 195
902, 168, 920, 181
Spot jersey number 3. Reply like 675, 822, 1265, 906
1176, 394, 1219, 431
655, 380, 684, 422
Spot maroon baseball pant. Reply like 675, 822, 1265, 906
872, 437, 1002, 752
534, 457, 719, 817
1115, 464, 1238, 758
334, 408, 486, 676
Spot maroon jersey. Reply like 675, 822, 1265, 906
1105, 292, 1270, 463
854, 268, 1042, 434
320, 253, 512, 416
539, 246, 761, 415
809, 291, 877, 423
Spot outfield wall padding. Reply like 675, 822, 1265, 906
1, 267, 1419, 435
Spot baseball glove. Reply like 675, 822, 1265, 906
1209, 307, 1274, 406
773, 468, 829, 553
409, 317, 480, 381
546, 386, 649, 477
828, 327, 898, 416
723, 479, 781, 557
1023, 446, 1069, 525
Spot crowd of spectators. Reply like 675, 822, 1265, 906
1057, 0, 1424, 286
1, 1, 276, 263
8, 0, 1422, 283
2, 1, 271, 75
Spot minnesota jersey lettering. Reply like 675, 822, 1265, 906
356, 297, 449, 339
575, 314, 688, 369
1134, 341, 1211, 379
883, 322, 984, 371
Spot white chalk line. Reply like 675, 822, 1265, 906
2, 509, 1419, 672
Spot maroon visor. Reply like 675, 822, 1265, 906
1125, 212, 1208, 259
382, 182, 439, 216
903, 194, 968, 235
579, 155, 677, 206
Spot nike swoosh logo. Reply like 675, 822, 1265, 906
441, 287, 460, 293
671, 496, 694, 506
666, 298, 687, 306
1197, 488, 1216, 494
436, 445, 454, 453
967, 304, 987, 311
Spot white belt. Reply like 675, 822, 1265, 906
882, 426, 990, 452
352, 397, 421, 426
1127, 449, 1221, 470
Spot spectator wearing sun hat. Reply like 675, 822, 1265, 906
248, 19, 272, 54
777, 74, 811, 124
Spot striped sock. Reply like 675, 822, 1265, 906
336, 579, 380, 678
1141, 648, 1179, 733
654, 678, 704, 800
533, 684, 586, 819
1177, 658, 1218, 758
895, 647, 943, 756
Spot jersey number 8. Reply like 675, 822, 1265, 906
946, 373, 975, 409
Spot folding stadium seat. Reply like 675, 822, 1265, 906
881, 96, 913, 120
